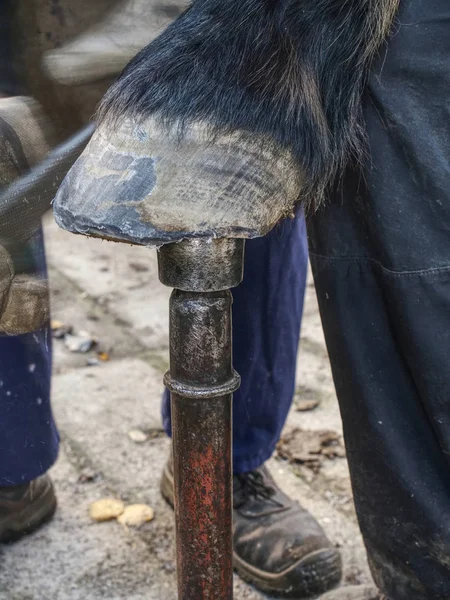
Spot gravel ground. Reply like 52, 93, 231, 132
0, 215, 373, 599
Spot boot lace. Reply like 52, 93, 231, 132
233, 469, 277, 508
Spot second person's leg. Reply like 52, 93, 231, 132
0, 0, 58, 542
309, 1, 450, 597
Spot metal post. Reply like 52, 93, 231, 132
158, 238, 245, 600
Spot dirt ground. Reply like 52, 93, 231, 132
0, 214, 374, 599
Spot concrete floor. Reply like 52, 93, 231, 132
0, 215, 373, 599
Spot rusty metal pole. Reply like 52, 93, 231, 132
158, 238, 244, 600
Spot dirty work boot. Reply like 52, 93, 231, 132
0, 475, 57, 543
43, 0, 188, 86
320, 586, 390, 600
161, 457, 342, 598
0, 96, 54, 335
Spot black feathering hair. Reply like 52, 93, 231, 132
98, 0, 399, 210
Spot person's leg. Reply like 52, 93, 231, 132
0, 222, 58, 542
0, 0, 58, 540
308, 1, 450, 598
0, 229, 58, 486
162, 209, 308, 473
228, 210, 308, 472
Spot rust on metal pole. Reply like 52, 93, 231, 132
158, 238, 244, 600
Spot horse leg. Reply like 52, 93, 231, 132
53, 2, 400, 597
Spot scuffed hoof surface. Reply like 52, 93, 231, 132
53, 117, 303, 246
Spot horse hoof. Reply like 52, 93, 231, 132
53, 117, 303, 246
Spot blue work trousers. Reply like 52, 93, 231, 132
0, 217, 307, 483
162, 214, 308, 473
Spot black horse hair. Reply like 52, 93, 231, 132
98, 0, 399, 209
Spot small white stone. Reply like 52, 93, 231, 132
89, 498, 125, 522
128, 429, 148, 444
117, 504, 154, 528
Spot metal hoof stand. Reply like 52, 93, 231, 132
52, 120, 299, 599
159, 238, 244, 599
54, 169, 246, 599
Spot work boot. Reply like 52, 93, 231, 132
0, 96, 54, 335
161, 456, 342, 598
0, 475, 57, 543
320, 586, 389, 600
43, 0, 188, 86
